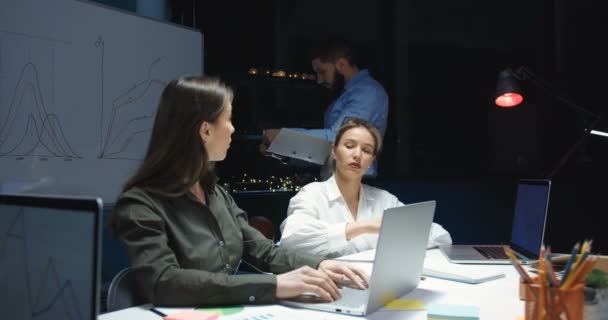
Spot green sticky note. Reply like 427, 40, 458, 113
427, 304, 479, 320
384, 299, 425, 310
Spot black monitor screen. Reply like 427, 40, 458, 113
510, 181, 551, 257
0, 194, 101, 320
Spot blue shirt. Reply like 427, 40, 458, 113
293, 69, 388, 176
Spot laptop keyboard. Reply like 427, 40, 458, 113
473, 246, 509, 259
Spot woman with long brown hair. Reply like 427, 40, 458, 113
111, 76, 367, 307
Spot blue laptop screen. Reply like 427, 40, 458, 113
510, 182, 550, 256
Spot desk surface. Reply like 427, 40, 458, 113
99, 249, 523, 320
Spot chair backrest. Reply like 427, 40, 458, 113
249, 215, 275, 240
106, 267, 148, 312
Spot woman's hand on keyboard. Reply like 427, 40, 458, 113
276, 266, 341, 302
318, 260, 369, 290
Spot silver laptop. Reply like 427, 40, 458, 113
281, 201, 436, 316
440, 179, 551, 264
266, 128, 332, 165
0, 193, 103, 320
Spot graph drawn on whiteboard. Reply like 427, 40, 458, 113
0, 34, 82, 160
0, 0, 203, 202
0, 209, 89, 320
97, 37, 165, 160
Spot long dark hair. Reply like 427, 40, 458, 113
122, 76, 233, 198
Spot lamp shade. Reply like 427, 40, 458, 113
495, 69, 524, 108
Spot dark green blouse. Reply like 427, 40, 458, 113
112, 185, 324, 307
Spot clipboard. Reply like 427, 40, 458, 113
266, 129, 332, 165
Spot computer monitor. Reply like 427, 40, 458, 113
509, 180, 551, 258
0, 193, 102, 320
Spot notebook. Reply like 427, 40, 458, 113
266, 128, 332, 165
439, 179, 551, 264
280, 201, 436, 316
0, 193, 103, 320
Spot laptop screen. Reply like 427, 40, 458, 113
0, 194, 102, 320
509, 180, 551, 257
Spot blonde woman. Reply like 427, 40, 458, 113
280, 118, 452, 257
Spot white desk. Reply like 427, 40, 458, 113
99, 249, 524, 320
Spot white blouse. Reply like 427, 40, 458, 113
280, 175, 452, 257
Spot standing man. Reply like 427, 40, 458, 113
262, 39, 389, 177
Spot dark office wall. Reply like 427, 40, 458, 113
191, 1, 275, 75
400, 1, 549, 177
552, 0, 608, 176
274, 1, 388, 76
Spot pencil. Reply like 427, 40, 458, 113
562, 256, 597, 290
560, 242, 580, 286
537, 246, 547, 319
572, 240, 591, 271
504, 247, 533, 283
544, 248, 559, 287
544, 248, 565, 316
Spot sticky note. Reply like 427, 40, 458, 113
427, 304, 479, 320
384, 299, 425, 310
164, 310, 219, 320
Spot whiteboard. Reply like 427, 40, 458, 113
0, 0, 203, 203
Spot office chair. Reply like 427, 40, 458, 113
106, 267, 148, 312
249, 216, 275, 241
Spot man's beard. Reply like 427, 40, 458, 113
330, 70, 345, 98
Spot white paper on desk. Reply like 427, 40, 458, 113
266, 129, 332, 165
220, 305, 315, 320
423, 250, 505, 284
154, 305, 317, 320
153, 307, 193, 315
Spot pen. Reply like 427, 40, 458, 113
150, 307, 167, 317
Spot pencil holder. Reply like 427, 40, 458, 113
520, 280, 584, 320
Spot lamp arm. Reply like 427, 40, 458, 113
512, 66, 599, 120
546, 116, 603, 179
504, 66, 605, 178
